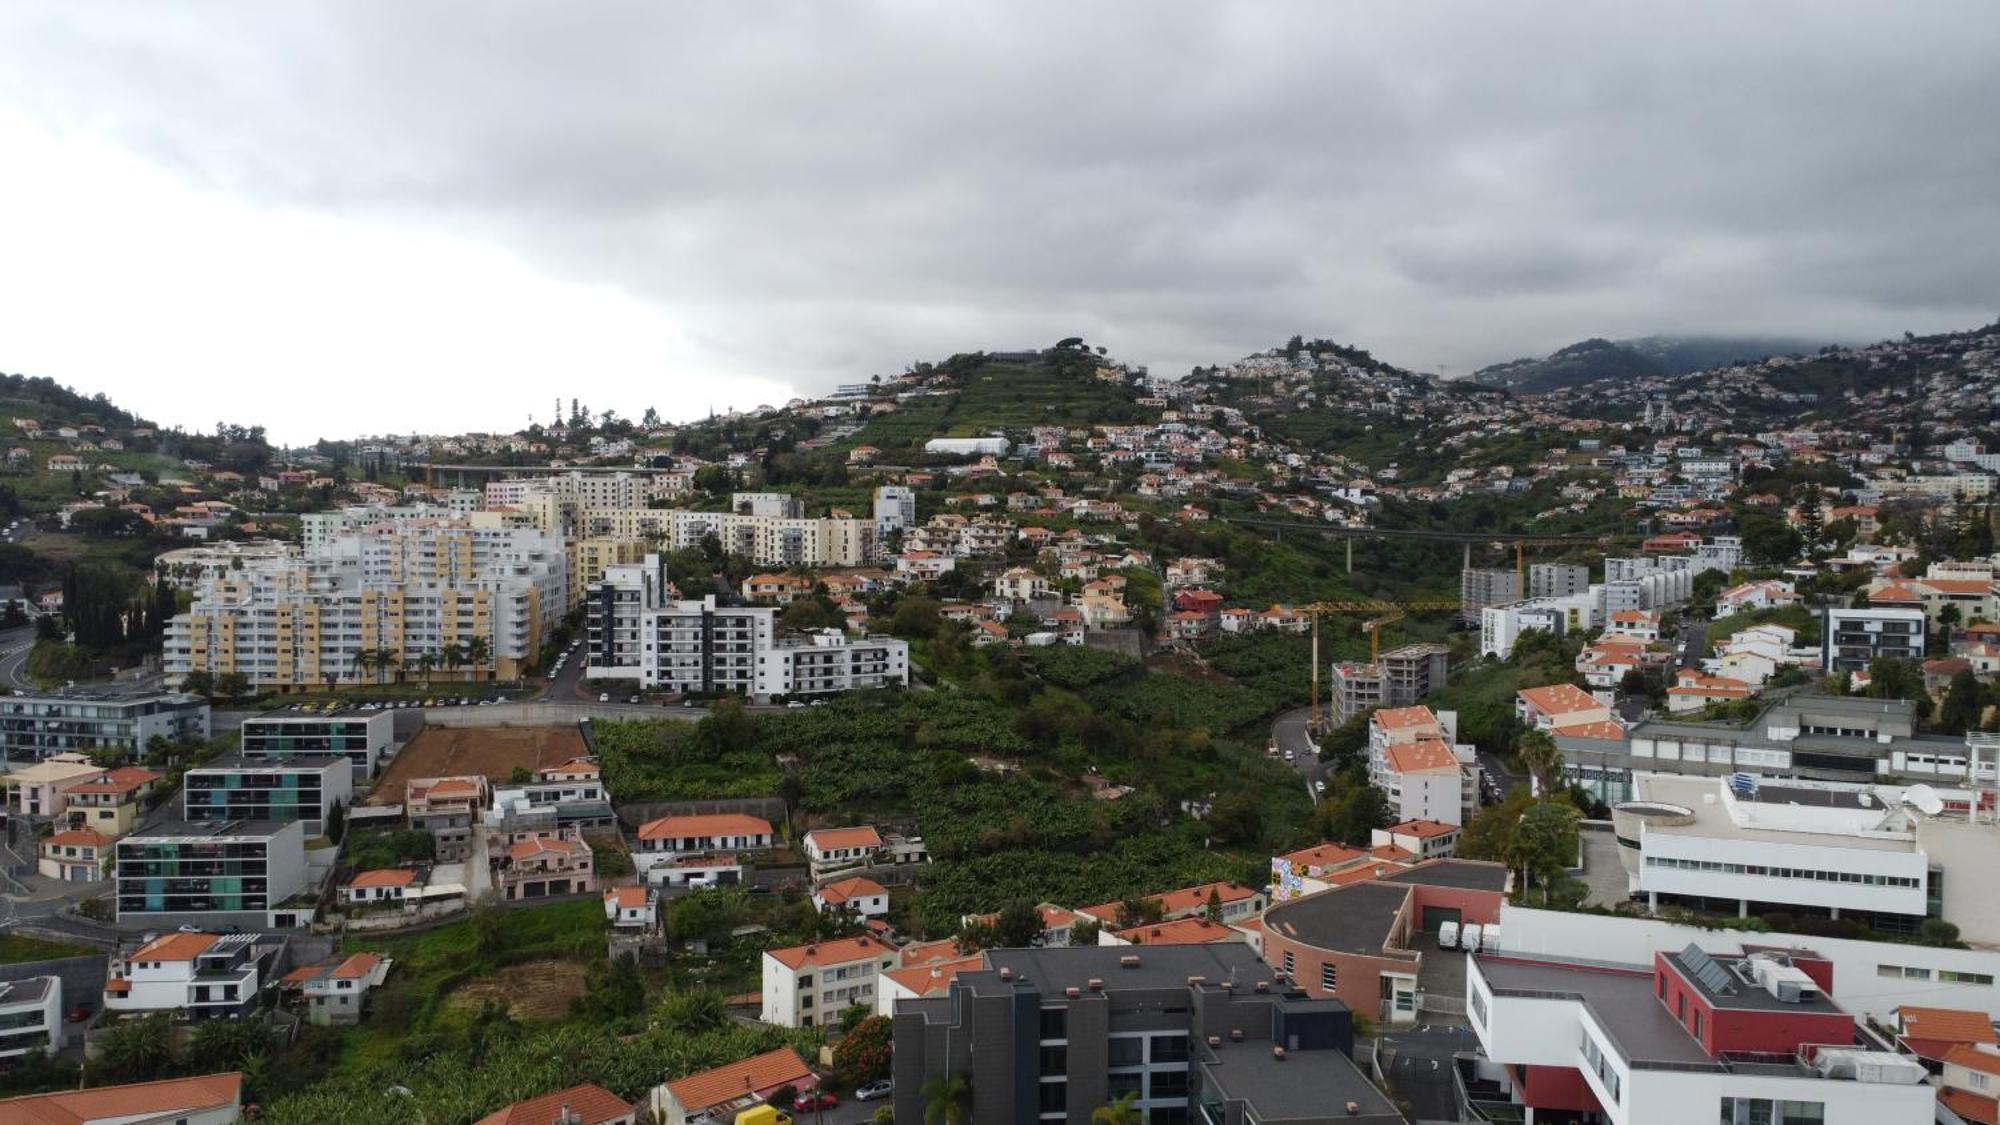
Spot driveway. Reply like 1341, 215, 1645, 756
1577, 823, 1629, 908
1377, 1024, 1481, 1124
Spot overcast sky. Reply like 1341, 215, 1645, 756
3, 2, 1997, 445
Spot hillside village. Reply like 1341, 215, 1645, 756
0, 327, 1994, 1124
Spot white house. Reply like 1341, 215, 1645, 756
1715, 579, 1798, 617
103, 932, 277, 1021
760, 933, 901, 1029
280, 952, 392, 1026
604, 885, 658, 930
812, 876, 889, 919
803, 826, 883, 881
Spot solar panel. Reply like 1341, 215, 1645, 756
1680, 943, 1736, 994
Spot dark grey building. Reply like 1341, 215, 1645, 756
184, 753, 352, 835
891, 944, 1402, 1125
1528, 563, 1591, 599
1460, 567, 1523, 625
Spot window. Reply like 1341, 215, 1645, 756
1108, 1037, 1145, 1068
1321, 963, 1338, 991
1039, 1046, 1067, 1076
1282, 950, 1295, 977
1719, 1098, 1823, 1125
1150, 1069, 1190, 1099
1039, 1005, 1067, 1041
1151, 1034, 1190, 1064
1037, 1082, 1067, 1114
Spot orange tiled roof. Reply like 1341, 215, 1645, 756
333, 953, 382, 980
0, 1072, 242, 1124
638, 813, 773, 840
1948, 1044, 2000, 1078
806, 826, 882, 852
348, 868, 418, 889
473, 1083, 632, 1125
46, 828, 111, 849
63, 767, 162, 796
1279, 842, 1367, 871
1386, 738, 1458, 774
663, 1048, 814, 1115
605, 886, 649, 909
1554, 719, 1628, 742
509, 836, 585, 862
129, 931, 220, 963
1372, 705, 1439, 731
1942, 1087, 1999, 1125
899, 938, 964, 967
818, 877, 888, 904
765, 933, 898, 970
1518, 683, 1602, 717
883, 956, 984, 999
1386, 819, 1458, 838
1114, 917, 1241, 945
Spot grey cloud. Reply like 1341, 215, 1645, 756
4, 0, 1999, 424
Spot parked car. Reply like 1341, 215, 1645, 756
599, 693, 610, 703
66, 1002, 93, 1023
1460, 923, 1483, 952
791, 1091, 838, 1112
855, 1080, 893, 1101
1437, 920, 1460, 950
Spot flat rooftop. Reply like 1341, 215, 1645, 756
1380, 859, 1510, 892
1664, 949, 1844, 1016
123, 819, 294, 840
1200, 1040, 1401, 1123
1263, 882, 1412, 957
190, 753, 348, 773
966, 944, 1275, 996
1634, 774, 1912, 852
1476, 956, 1711, 1066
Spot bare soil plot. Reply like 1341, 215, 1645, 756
441, 959, 587, 1022
372, 724, 587, 804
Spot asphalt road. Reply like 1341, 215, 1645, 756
0, 625, 34, 690
1272, 705, 1328, 801
1675, 616, 1708, 670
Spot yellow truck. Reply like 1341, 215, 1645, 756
734, 1107, 794, 1125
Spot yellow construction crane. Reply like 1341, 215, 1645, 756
1301, 600, 1461, 732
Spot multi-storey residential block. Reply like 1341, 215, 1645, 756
586, 559, 908, 699
874, 485, 917, 537
1529, 562, 1592, 599
0, 689, 209, 763
114, 820, 311, 930
890, 944, 1400, 1125
1466, 946, 1931, 1124
103, 931, 283, 1021
660, 509, 876, 568
1327, 643, 1450, 725
762, 934, 901, 1029
1821, 606, 1926, 675
1460, 566, 1523, 624
239, 709, 394, 780
184, 754, 352, 835
0, 976, 60, 1060
164, 513, 567, 690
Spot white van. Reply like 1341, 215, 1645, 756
1460, 923, 1483, 953
1481, 924, 1502, 954
1437, 920, 1461, 950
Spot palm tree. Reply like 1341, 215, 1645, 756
922, 1074, 970, 1125
409, 651, 436, 688
1518, 729, 1562, 797
464, 635, 492, 681
439, 642, 466, 684
1092, 1092, 1142, 1125
370, 647, 400, 686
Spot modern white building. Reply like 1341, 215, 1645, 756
239, 709, 396, 781
184, 754, 352, 835
114, 820, 312, 930
1467, 947, 1931, 1125
103, 931, 282, 1021
874, 485, 917, 537
1822, 607, 1927, 675
0, 689, 210, 764
0, 976, 60, 1060
922, 437, 1010, 457
586, 558, 908, 699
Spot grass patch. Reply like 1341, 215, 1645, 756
0, 932, 97, 964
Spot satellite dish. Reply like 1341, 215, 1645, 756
1905, 784, 1946, 817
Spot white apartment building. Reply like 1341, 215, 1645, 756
586, 558, 908, 699
1821, 607, 1926, 675
874, 485, 917, 537
164, 514, 567, 689
0, 977, 59, 1060
663, 509, 877, 568
761, 934, 901, 1029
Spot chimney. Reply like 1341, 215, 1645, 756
1087, 978, 1104, 991
1229, 1028, 1244, 1042
1120, 954, 1141, 968
556, 1106, 581, 1125
1186, 975, 1206, 987
999, 966, 1013, 982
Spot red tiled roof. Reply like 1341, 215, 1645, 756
1943, 1087, 1999, 1125
806, 826, 882, 852
1372, 705, 1439, 731
1946, 1044, 2000, 1078
1518, 683, 1603, 717
129, 932, 220, 963
882, 956, 984, 999
663, 1048, 814, 1115
1114, 917, 1242, 946
63, 767, 162, 796
765, 934, 898, 970
1278, 842, 1367, 871
639, 813, 773, 840
348, 868, 418, 889
605, 886, 649, 909
509, 836, 585, 862
45, 828, 111, 849
0, 1072, 242, 1124
1386, 738, 1458, 774
1386, 819, 1458, 839
473, 1083, 632, 1125
817, 877, 888, 905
